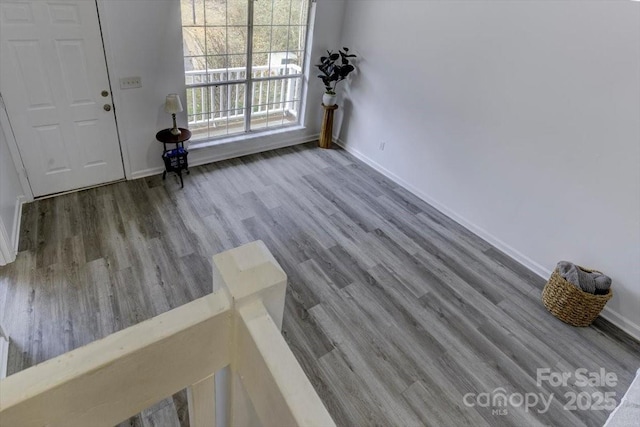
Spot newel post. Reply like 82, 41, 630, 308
189, 240, 287, 427
212, 240, 287, 329
215, 240, 287, 427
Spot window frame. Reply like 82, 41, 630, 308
181, 0, 312, 141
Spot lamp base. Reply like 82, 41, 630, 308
170, 113, 181, 135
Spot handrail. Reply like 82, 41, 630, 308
0, 293, 232, 426
235, 301, 332, 427
185, 64, 302, 77
0, 241, 335, 427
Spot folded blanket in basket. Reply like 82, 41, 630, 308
557, 261, 611, 295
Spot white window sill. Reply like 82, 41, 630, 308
188, 125, 307, 151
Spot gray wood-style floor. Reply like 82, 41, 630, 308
1, 143, 638, 427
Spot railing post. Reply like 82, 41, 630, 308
285, 76, 292, 113
212, 241, 335, 427
187, 374, 216, 427
212, 240, 287, 333
210, 241, 287, 427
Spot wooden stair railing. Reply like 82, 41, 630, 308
0, 241, 335, 427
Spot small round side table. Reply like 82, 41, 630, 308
155, 128, 192, 188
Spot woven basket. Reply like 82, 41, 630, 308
542, 267, 612, 327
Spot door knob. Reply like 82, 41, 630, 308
101, 90, 109, 97
103, 104, 112, 111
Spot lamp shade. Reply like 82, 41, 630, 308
164, 93, 183, 114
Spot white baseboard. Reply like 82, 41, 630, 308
335, 138, 640, 342
189, 132, 320, 170
600, 307, 640, 342
0, 323, 7, 378
0, 335, 8, 379
129, 167, 166, 181
0, 221, 10, 266
130, 133, 319, 181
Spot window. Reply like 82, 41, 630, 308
181, 0, 311, 141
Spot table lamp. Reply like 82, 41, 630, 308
164, 93, 183, 135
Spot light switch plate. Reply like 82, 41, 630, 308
119, 76, 142, 89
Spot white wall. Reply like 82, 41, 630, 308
0, 119, 25, 264
338, 1, 640, 337
99, 0, 345, 179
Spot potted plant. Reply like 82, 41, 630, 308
316, 47, 357, 106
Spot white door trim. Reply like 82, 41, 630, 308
0, 97, 34, 202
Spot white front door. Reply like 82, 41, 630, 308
0, 0, 124, 197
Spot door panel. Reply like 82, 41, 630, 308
57, 40, 93, 105
1, 2, 34, 25
0, 0, 124, 197
34, 124, 71, 174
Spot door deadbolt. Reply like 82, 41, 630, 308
103, 104, 112, 111
101, 90, 109, 97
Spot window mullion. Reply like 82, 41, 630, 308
244, 0, 255, 133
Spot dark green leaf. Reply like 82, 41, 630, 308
339, 64, 354, 77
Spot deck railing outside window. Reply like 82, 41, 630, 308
185, 63, 302, 139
